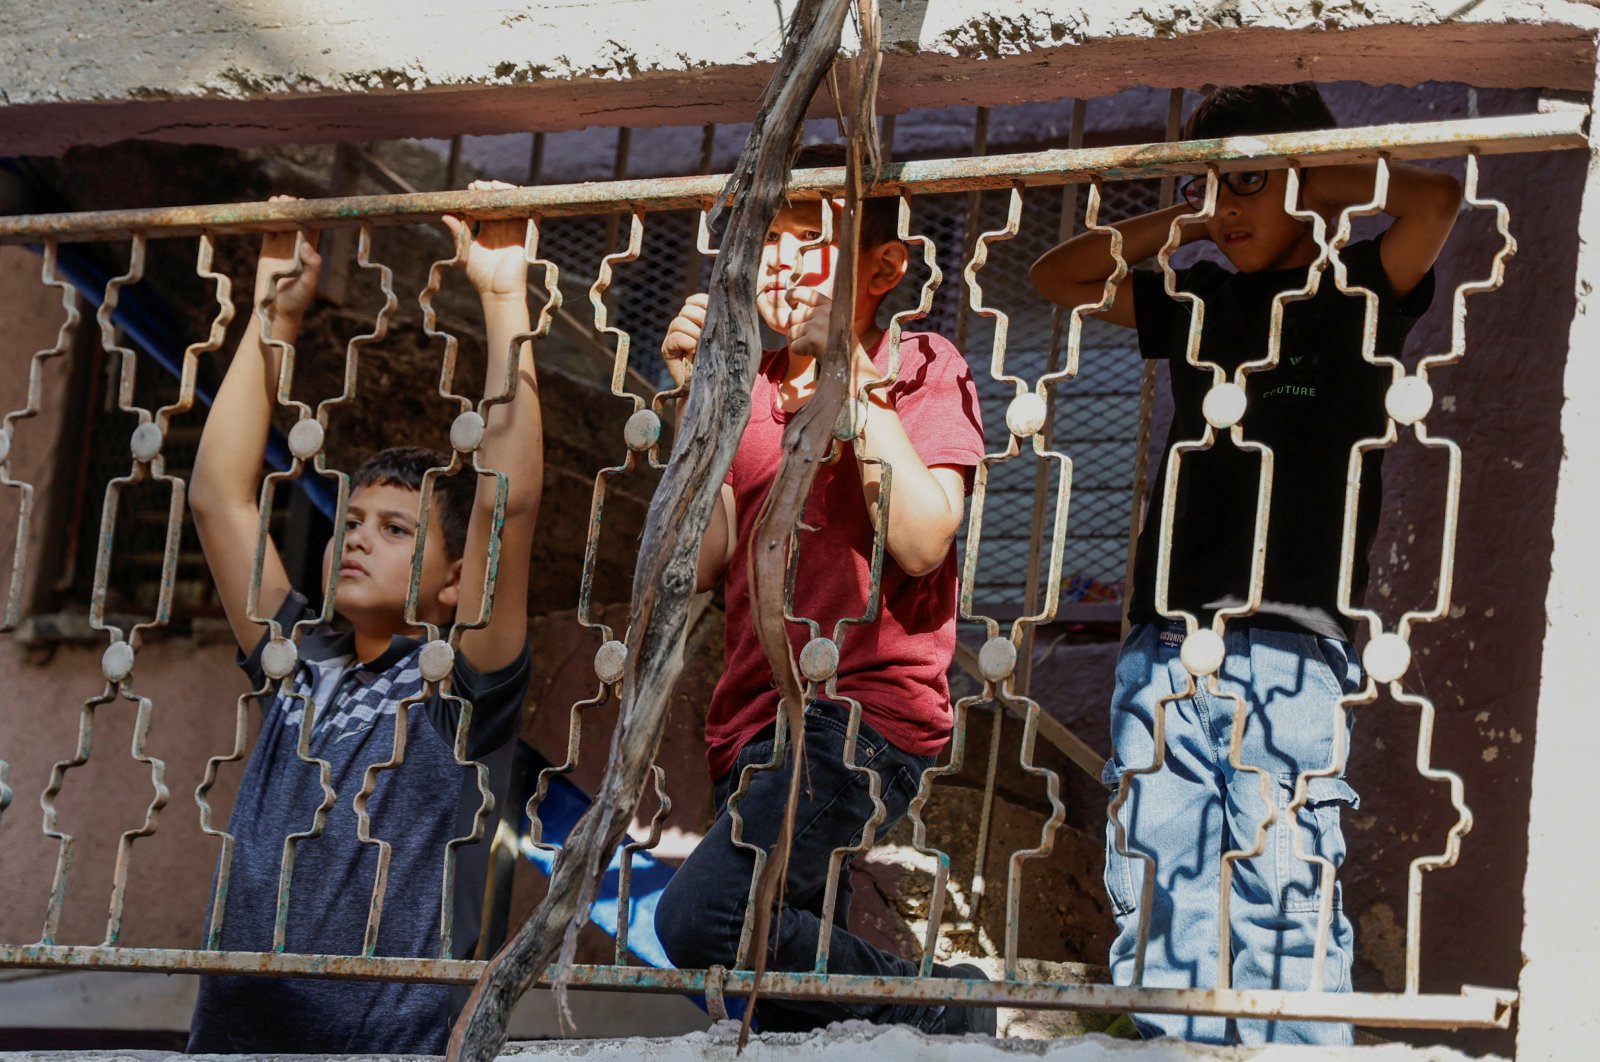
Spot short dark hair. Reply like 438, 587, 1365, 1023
1184, 83, 1337, 141
352, 446, 475, 561
791, 143, 899, 248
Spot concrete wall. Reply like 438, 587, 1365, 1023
0, 1, 1597, 154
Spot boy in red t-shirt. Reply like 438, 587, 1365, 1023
651, 144, 988, 1034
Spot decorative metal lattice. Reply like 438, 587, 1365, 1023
0, 110, 1574, 1032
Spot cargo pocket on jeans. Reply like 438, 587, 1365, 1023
1102, 759, 1144, 917
1277, 774, 1359, 914
1301, 633, 1360, 699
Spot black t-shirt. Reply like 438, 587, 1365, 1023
187, 592, 531, 1056
1127, 235, 1434, 640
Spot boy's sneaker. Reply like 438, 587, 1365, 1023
921, 962, 999, 1037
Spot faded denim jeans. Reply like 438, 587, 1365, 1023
1103, 622, 1362, 1046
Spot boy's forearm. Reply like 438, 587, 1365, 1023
191, 313, 298, 512
853, 398, 962, 577
1031, 203, 1196, 302
476, 294, 540, 516
1306, 161, 1460, 222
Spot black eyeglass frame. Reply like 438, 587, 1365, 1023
1179, 170, 1271, 209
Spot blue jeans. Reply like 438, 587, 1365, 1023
655, 700, 939, 1031
1103, 622, 1361, 1045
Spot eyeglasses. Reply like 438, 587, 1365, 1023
1179, 170, 1270, 209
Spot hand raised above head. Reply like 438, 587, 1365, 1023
255, 195, 322, 323
442, 180, 530, 299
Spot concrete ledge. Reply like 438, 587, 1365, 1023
0, 1, 1596, 154
0, 1022, 1502, 1060
492, 1024, 1495, 1059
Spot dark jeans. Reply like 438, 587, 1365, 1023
655, 700, 938, 1031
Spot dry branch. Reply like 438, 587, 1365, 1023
446, 2, 853, 1059
740, 1, 883, 1045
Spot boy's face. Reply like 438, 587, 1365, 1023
1202, 169, 1320, 273
322, 481, 460, 632
758, 200, 838, 334
756, 200, 904, 336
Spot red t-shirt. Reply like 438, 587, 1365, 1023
705, 330, 987, 778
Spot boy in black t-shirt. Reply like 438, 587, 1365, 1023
1031, 85, 1460, 1045
186, 184, 543, 1054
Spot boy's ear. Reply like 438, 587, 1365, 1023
437, 557, 463, 612
863, 241, 909, 297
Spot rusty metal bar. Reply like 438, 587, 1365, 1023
351, 144, 421, 196
444, 134, 464, 190
949, 180, 1022, 934
953, 106, 991, 351
602, 128, 634, 261
0, 946, 1515, 1028
0, 113, 1580, 243
674, 123, 720, 311
318, 144, 363, 304
1119, 88, 1184, 639
0, 242, 81, 633
1016, 96, 1087, 697
528, 133, 546, 186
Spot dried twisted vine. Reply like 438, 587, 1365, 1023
447, 2, 852, 1058
740, 0, 882, 1046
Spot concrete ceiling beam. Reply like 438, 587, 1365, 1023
1, 1, 1597, 154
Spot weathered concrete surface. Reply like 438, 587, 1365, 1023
1, 1, 1598, 154
0, 1023, 1503, 1059
1516, 60, 1600, 1062
505, 1023, 1496, 1060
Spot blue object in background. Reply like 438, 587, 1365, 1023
519, 770, 745, 1022
517, 770, 674, 970
17, 234, 337, 518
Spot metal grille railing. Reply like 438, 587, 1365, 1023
0, 110, 1583, 1033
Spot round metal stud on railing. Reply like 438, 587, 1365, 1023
260, 637, 299, 681
1202, 383, 1248, 430
978, 636, 1018, 683
129, 423, 163, 464
594, 639, 628, 686
623, 409, 662, 453
419, 639, 455, 684
287, 419, 325, 461
450, 410, 486, 454
1363, 632, 1413, 684
799, 637, 840, 683
1005, 392, 1047, 438
101, 641, 135, 683
1385, 376, 1434, 426
1180, 628, 1226, 676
